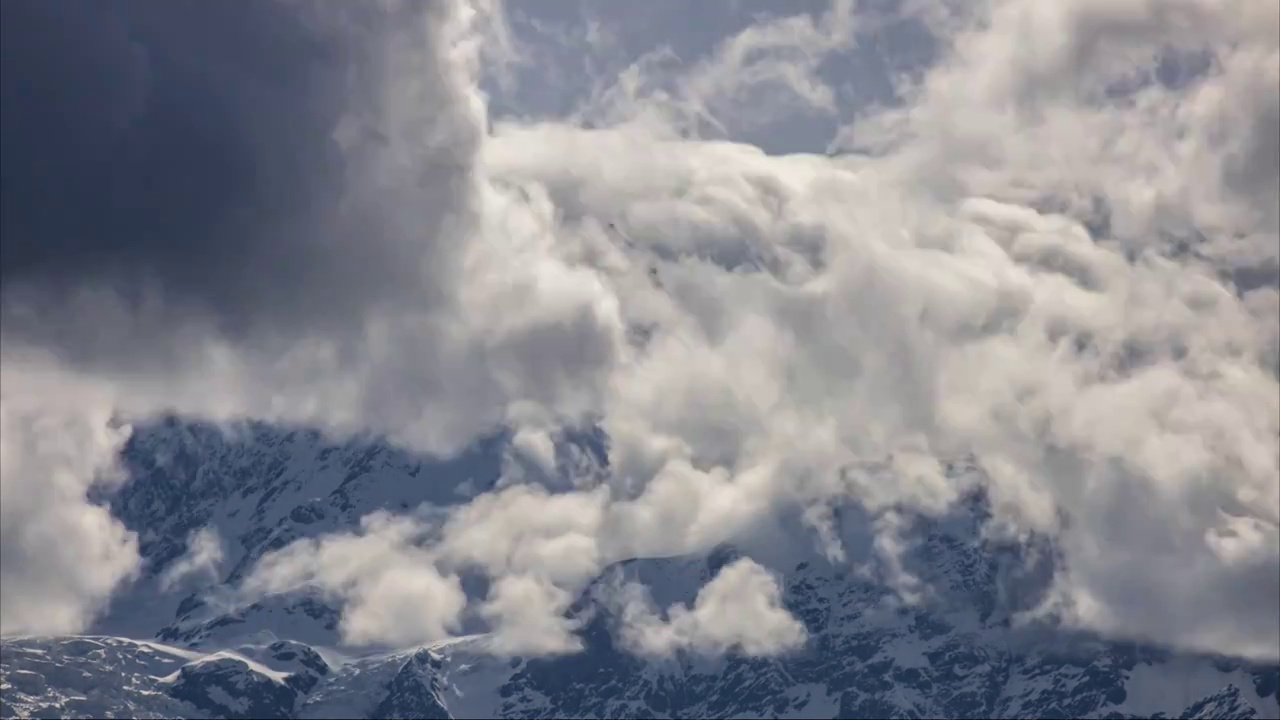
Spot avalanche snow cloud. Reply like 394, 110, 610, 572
1, 0, 1277, 662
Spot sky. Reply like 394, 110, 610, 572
1, 0, 1277, 662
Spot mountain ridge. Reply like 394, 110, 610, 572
2, 419, 1276, 719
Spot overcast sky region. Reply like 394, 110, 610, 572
1, 0, 1277, 662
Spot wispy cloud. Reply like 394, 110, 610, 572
158, 527, 225, 593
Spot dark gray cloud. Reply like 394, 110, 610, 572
1, 1, 473, 365
0, 0, 500, 638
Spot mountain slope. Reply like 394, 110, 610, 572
3, 420, 1276, 719
4, 621, 1276, 719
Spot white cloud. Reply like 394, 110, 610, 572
0, 355, 139, 635
479, 575, 583, 656
158, 526, 225, 593
437, 484, 608, 588
243, 512, 465, 648
461, 0, 1278, 660
616, 558, 807, 657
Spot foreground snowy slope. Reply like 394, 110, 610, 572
2, 421, 1277, 719
3, 621, 1275, 718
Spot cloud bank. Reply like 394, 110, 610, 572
1, 0, 1276, 662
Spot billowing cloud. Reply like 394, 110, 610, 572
2, 0, 1276, 663
0, 357, 138, 635
478, 575, 584, 656
615, 558, 808, 657
242, 512, 466, 648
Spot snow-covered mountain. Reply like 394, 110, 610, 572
3, 420, 1277, 719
